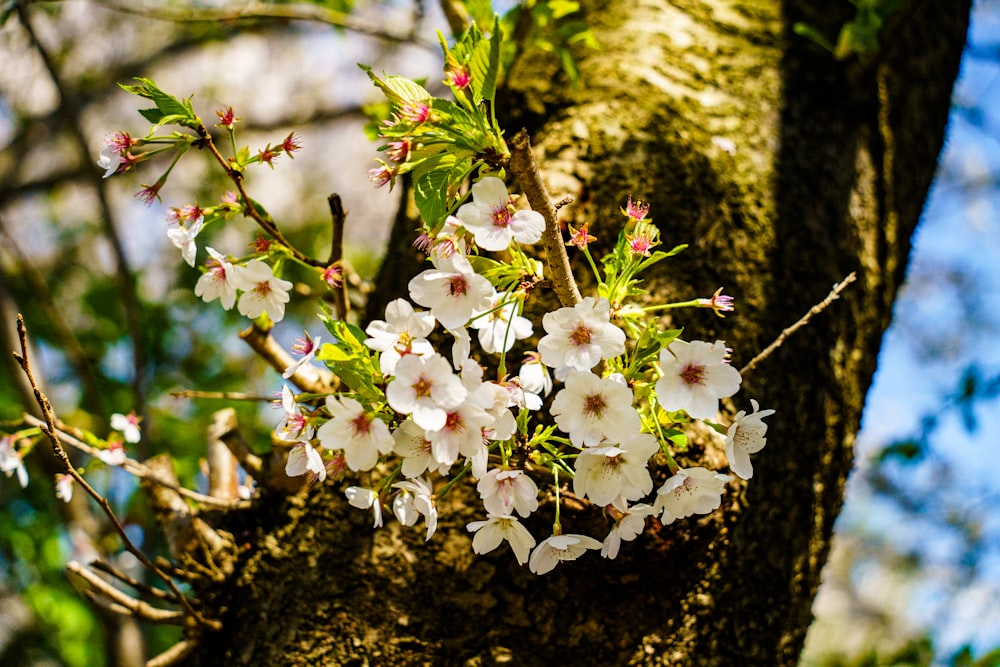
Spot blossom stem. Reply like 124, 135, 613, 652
552, 466, 562, 534
642, 299, 703, 313
436, 461, 472, 498
507, 129, 581, 307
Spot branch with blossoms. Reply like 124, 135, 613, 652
2, 14, 824, 605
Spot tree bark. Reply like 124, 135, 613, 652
186, 1, 971, 665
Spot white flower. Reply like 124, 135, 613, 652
653, 467, 732, 525
194, 247, 237, 310
518, 353, 552, 410
232, 259, 293, 322
285, 442, 326, 483
97, 143, 124, 178
425, 400, 493, 468
655, 340, 742, 420
725, 399, 775, 480
470, 291, 533, 355
392, 477, 438, 540
283, 331, 322, 379
345, 486, 383, 528
166, 216, 204, 268
550, 371, 641, 447
274, 385, 314, 442
392, 419, 445, 477
96, 441, 126, 466
364, 299, 436, 375
601, 504, 654, 559
55, 474, 74, 503
385, 353, 467, 432
477, 469, 539, 518
466, 515, 536, 565
317, 396, 393, 471
528, 533, 602, 575
537, 297, 625, 371
572, 432, 659, 509
455, 176, 545, 251
0, 437, 28, 488
110, 412, 141, 444
407, 252, 493, 330
449, 326, 472, 370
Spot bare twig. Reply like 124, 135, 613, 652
20, 413, 249, 510
146, 639, 198, 667
90, 560, 180, 603
240, 322, 337, 393
508, 129, 581, 307
217, 425, 264, 478
13, 316, 221, 630
326, 194, 350, 320
15, 4, 147, 431
207, 409, 240, 500
58, 0, 436, 49
170, 389, 274, 402
67, 561, 187, 625
739, 272, 858, 376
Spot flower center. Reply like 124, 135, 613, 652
350, 413, 372, 436
680, 363, 705, 386
491, 206, 512, 228
448, 275, 468, 296
444, 412, 465, 434
583, 393, 607, 418
413, 376, 433, 398
570, 324, 594, 347
254, 280, 273, 297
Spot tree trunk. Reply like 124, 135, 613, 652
187, 1, 970, 665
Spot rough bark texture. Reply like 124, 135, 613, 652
184, 1, 970, 665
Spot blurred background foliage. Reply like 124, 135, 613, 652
0, 1, 998, 665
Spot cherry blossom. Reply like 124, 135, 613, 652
345, 486, 383, 528
550, 371, 641, 447
477, 469, 539, 518
528, 534, 602, 575
407, 251, 493, 330
392, 477, 438, 540
425, 399, 493, 469
166, 207, 204, 267
655, 339, 742, 420
283, 331, 322, 379
110, 412, 142, 444
0, 436, 28, 488
285, 442, 326, 483
385, 353, 467, 432
601, 503, 655, 559
654, 467, 732, 525
455, 176, 544, 251
572, 432, 659, 509
725, 399, 775, 480
467, 515, 536, 565
232, 259, 293, 322
538, 297, 625, 371
55, 474, 74, 503
365, 298, 436, 375
470, 291, 533, 355
317, 396, 393, 472
392, 419, 448, 478
96, 440, 127, 466
274, 385, 314, 442
194, 247, 237, 310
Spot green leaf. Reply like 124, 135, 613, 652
414, 165, 452, 227
119, 78, 196, 127
469, 17, 502, 104
360, 65, 430, 104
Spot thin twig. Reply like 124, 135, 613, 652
16, 4, 148, 433
53, 0, 436, 49
145, 638, 198, 667
170, 389, 274, 402
90, 560, 181, 603
740, 272, 858, 376
326, 194, 349, 320
240, 322, 337, 394
20, 413, 250, 510
507, 129, 581, 307
67, 561, 187, 625
13, 316, 220, 630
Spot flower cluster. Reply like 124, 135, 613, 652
270, 184, 774, 574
